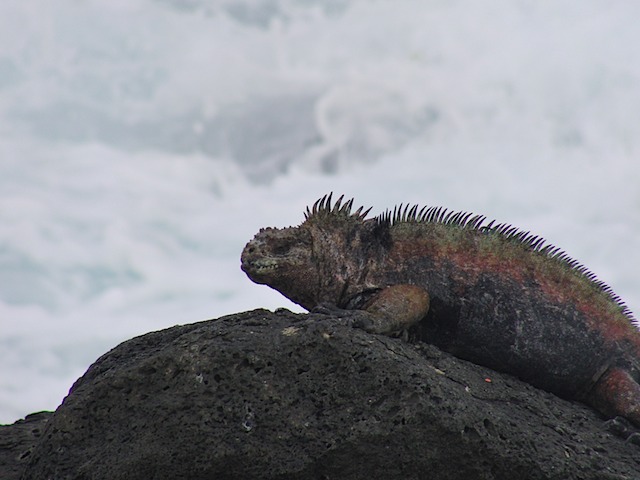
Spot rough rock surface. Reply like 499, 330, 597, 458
0, 411, 52, 480
10, 309, 640, 479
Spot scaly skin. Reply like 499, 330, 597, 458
241, 194, 640, 428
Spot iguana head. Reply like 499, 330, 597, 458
241, 194, 386, 310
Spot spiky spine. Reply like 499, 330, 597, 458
303, 193, 634, 322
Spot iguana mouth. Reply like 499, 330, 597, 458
241, 237, 283, 283
242, 257, 279, 274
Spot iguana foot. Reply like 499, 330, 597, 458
311, 303, 377, 330
605, 417, 640, 444
605, 416, 634, 437
311, 285, 430, 337
627, 432, 640, 446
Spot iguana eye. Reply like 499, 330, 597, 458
272, 242, 291, 256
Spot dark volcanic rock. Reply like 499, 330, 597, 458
0, 411, 52, 480
16, 309, 640, 479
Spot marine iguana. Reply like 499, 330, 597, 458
241, 194, 640, 428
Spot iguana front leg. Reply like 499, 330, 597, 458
314, 284, 430, 336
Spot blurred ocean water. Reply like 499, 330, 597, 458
1, 0, 639, 423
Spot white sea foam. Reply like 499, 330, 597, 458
1, 0, 639, 423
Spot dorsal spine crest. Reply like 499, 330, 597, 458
305, 193, 634, 322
